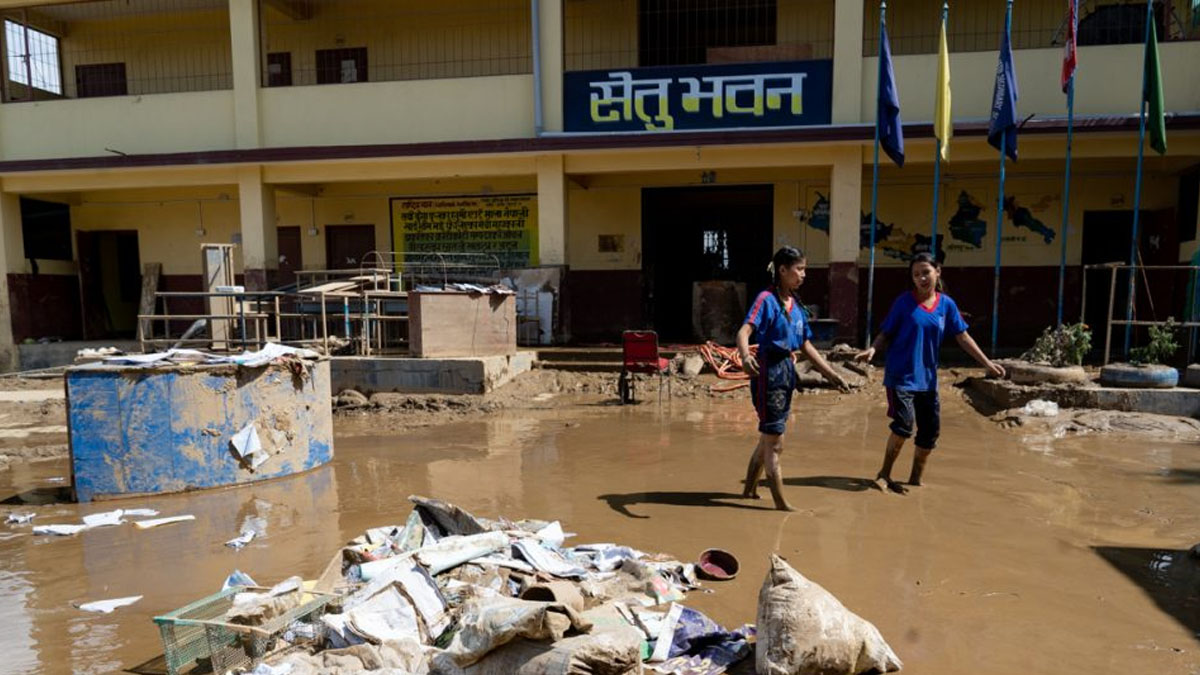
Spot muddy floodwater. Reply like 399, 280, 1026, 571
1, 383, 1198, 674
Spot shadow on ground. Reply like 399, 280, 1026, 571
598, 491, 771, 518
1093, 545, 1200, 642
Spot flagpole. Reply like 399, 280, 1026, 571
1056, 0, 1076, 327
992, 0, 1013, 353
866, 0, 886, 348
932, 1, 948, 254
1124, 0, 1153, 356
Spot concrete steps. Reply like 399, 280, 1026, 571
533, 346, 691, 372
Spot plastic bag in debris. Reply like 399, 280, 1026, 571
226, 576, 304, 625
259, 637, 428, 675
411, 495, 491, 536
1019, 399, 1060, 417
431, 627, 644, 675
756, 555, 902, 675
438, 596, 593, 667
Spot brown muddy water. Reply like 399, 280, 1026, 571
1, 384, 1198, 674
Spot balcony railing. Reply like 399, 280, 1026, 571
2, 0, 232, 103
259, 0, 531, 87
566, 0, 834, 72
863, 0, 1198, 57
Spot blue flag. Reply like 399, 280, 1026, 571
987, 18, 1019, 161
878, 24, 904, 167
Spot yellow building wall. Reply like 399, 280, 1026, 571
71, 188, 242, 275
261, 0, 531, 83
862, 42, 1200, 123
52, 9, 232, 97
0, 90, 236, 160
259, 75, 534, 148
567, 186, 641, 270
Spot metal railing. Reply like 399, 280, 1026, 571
3, 0, 233, 102
864, 0, 1198, 57
566, 0, 834, 71
1081, 262, 1200, 364
259, 0, 531, 86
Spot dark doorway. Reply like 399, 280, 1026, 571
277, 226, 301, 287
325, 224, 375, 270
77, 230, 141, 339
1080, 209, 1178, 356
642, 185, 773, 341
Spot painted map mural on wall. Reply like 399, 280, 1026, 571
805, 187, 1057, 265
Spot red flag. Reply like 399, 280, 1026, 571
1061, 0, 1077, 92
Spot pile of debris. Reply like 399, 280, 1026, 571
199, 496, 901, 675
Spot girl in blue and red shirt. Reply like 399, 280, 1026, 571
857, 253, 1005, 494
737, 246, 848, 511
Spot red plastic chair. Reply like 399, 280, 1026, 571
618, 330, 671, 404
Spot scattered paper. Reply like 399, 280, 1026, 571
82, 510, 125, 528
134, 515, 195, 530
226, 530, 256, 549
534, 521, 566, 547
346, 587, 422, 643
123, 508, 159, 518
648, 602, 685, 662
513, 538, 588, 579
5, 513, 35, 525
77, 595, 142, 613
231, 423, 270, 471
34, 524, 89, 536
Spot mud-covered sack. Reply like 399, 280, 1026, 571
756, 554, 902, 675
430, 627, 643, 675
439, 597, 593, 667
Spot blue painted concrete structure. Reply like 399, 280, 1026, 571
66, 359, 333, 502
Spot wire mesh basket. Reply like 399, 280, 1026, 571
153, 585, 333, 675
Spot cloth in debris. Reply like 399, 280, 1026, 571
439, 596, 593, 667
346, 586, 422, 643
103, 343, 318, 369
432, 627, 644, 675
262, 638, 428, 675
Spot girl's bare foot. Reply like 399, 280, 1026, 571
874, 475, 908, 495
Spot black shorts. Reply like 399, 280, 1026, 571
886, 387, 940, 450
750, 357, 795, 435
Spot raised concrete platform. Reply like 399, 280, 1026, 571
970, 378, 1200, 418
331, 351, 535, 395
18, 340, 141, 371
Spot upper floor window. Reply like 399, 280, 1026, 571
5, 19, 62, 96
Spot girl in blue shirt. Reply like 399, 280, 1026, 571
856, 253, 1005, 494
737, 246, 848, 511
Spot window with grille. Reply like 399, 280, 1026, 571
639, 0, 777, 67
5, 20, 62, 96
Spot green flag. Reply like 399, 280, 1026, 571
1144, 19, 1167, 155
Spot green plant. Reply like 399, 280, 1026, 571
1129, 318, 1180, 366
1021, 323, 1092, 367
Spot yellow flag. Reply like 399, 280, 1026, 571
934, 19, 952, 161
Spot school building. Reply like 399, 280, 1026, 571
0, 0, 1197, 368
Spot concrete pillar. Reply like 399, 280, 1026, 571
829, 146, 863, 342
0, 193, 21, 370
238, 166, 277, 290
536, 154, 566, 266
832, 0, 865, 124
229, 0, 262, 149
537, 0, 564, 133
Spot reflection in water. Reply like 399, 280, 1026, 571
1094, 546, 1200, 640
0, 392, 1198, 674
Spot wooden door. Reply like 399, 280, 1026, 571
277, 226, 302, 286
325, 225, 375, 271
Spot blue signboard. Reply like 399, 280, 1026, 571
563, 60, 833, 132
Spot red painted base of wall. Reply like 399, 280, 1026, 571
8, 274, 83, 341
